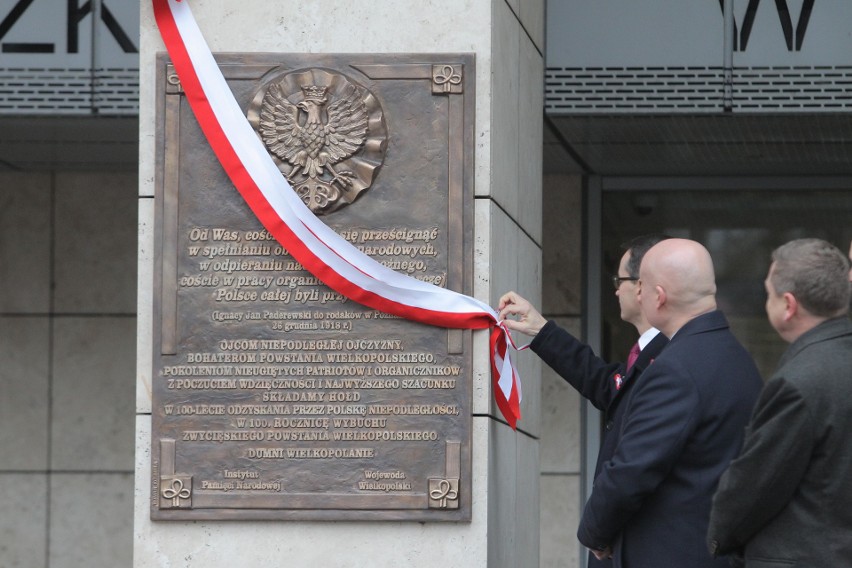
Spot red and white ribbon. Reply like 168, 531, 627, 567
152, 0, 522, 428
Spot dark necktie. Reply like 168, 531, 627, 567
626, 342, 641, 371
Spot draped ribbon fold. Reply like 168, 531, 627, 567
152, 0, 522, 428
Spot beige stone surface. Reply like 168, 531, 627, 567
540, 366, 582, 474
53, 172, 137, 314
49, 473, 134, 568
52, 317, 136, 471
474, 200, 542, 435
0, 317, 49, 470
542, 174, 583, 315
485, 1, 544, 243
0, 172, 51, 313
0, 474, 47, 568
487, 419, 519, 566
516, 428, 541, 566
489, 1, 521, 213
540, 474, 581, 568
539, 316, 583, 474
486, 418, 540, 566
136, 198, 154, 414
520, 0, 546, 53
518, 28, 545, 244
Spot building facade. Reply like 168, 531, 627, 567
1, 1, 850, 567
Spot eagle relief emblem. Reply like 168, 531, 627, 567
248, 68, 388, 214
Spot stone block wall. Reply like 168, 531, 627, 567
0, 171, 137, 568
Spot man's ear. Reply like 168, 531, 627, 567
655, 285, 666, 309
782, 292, 798, 322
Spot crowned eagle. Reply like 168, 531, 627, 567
259, 82, 369, 212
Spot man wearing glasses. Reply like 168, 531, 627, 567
498, 233, 670, 568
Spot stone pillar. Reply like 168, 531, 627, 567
539, 173, 584, 568
135, 1, 543, 566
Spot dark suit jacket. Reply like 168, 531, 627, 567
708, 317, 852, 567
575, 310, 762, 568
531, 321, 668, 568
531, 321, 668, 476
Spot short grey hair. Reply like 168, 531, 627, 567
770, 238, 851, 317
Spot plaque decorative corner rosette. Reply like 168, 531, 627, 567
428, 440, 462, 509
156, 438, 192, 510
431, 64, 463, 94
160, 475, 193, 509
428, 477, 460, 509
247, 68, 388, 215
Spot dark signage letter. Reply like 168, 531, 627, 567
1, 0, 54, 53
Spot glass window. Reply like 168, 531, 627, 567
600, 188, 852, 379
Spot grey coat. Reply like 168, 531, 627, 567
708, 317, 852, 567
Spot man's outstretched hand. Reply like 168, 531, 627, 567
497, 291, 547, 337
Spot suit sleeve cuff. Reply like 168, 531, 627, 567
529, 320, 558, 352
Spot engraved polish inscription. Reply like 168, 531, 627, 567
152, 54, 475, 521
165, 227, 458, 460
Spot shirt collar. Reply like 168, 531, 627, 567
638, 327, 661, 350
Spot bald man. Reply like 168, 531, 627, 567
576, 239, 763, 568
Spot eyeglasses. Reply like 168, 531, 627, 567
612, 275, 638, 290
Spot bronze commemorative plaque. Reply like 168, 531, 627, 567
151, 53, 475, 521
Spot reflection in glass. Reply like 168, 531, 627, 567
600, 189, 852, 380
